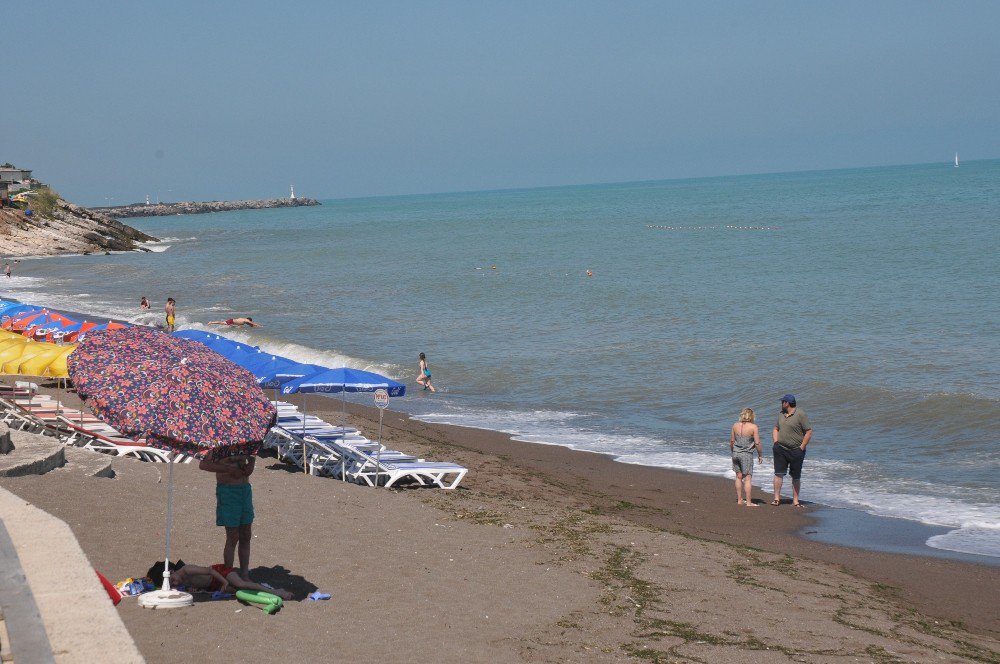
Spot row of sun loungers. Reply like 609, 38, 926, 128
1, 385, 467, 487
0, 386, 191, 464
265, 402, 468, 490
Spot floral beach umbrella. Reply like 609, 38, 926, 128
67, 326, 276, 608
67, 326, 274, 459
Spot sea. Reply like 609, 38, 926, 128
9, 160, 999, 559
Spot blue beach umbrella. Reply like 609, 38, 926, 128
241, 354, 301, 387
272, 362, 327, 385
0, 300, 30, 315
281, 366, 405, 436
281, 367, 406, 397
171, 330, 217, 343
0, 304, 42, 327
254, 360, 326, 408
172, 330, 259, 358
200, 337, 260, 360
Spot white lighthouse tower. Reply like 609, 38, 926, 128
290, 185, 296, 200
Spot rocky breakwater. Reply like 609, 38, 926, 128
95, 196, 320, 219
0, 189, 158, 257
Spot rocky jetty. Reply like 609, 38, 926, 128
0, 191, 158, 257
94, 197, 320, 219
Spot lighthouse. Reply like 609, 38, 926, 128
290, 185, 296, 200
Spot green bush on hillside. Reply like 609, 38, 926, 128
19, 186, 60, 218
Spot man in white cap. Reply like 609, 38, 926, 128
772, 394, 812, 507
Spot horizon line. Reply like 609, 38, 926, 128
314, 155, 997, 204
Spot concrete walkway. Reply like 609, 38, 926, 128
0, 484, 144, 663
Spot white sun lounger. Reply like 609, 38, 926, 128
348, 458, 468, 490
55, 417, 192, 464
263, 411, 467, 489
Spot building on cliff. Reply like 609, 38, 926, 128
1, 166, 36, 200
0, 167, 33, 184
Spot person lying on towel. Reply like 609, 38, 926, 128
146, 559, 293, 600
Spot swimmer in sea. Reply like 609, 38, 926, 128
140, 296, 150, 310
208, 317, 262, 328
416, 352, 436, 392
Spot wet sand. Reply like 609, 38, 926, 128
2, 388, 998, 662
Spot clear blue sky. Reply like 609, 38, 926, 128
6, 1, 999, 205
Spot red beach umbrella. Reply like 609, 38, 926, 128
62, 321, 99, 343
22, 311, 78, 338
7, 310, 49, 332
67, 326, 276, 608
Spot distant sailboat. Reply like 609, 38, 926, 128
954, 152, 960, 168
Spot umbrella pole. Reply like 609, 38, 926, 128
302, 394, 308, 474
162, 459, 176, 591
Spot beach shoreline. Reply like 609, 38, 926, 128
333, 397, 1000, 632
8, 292, 993, 570
3, 382, 998, 662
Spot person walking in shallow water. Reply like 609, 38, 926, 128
3, 263, 10, 279
165, 298, 176, 333
731, 408, 763, 506
772, 394, 812, 507
416, 352, 436, 392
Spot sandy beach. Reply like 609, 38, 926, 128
2, 386, 997, 663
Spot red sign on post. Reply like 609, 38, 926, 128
373, 389, 389, 409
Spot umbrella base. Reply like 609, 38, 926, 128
138, 589, 194, 609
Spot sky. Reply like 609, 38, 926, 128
5, 1, 999, 206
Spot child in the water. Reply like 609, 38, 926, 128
416, 352, 436, 392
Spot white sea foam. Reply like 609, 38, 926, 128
135, 236, 197, 254
408, 402, 1000, 559
176, 323, 404, 378
927, 525, 1000, 558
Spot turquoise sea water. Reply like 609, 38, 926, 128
12, 160, 999, 557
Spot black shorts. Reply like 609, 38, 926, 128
773, 444, 806, 480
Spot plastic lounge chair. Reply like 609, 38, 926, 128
307, 435, 423, 482
375, 460, 468, 489
308, 436, 419, 479
55, 417, 191, 463
265, 426, 363, 463
1, 408, 48, 434
343, 455, 467, 489
292, 435, 419, 478
0, 398, 57, 435
330, 438, 466, 489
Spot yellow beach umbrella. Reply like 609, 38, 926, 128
0, 340, 31, 364
17, 345, 72, 377
44, 346, 76, 378
2, 348, 45, 374
0, 329, 23, 340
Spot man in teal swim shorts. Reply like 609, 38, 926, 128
199, 454, 255, 581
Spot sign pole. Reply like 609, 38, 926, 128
373, 389, 389, 488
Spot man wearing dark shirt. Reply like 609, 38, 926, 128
772, 394, 812, 507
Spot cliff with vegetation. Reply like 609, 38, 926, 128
93, 197, 320, 219
0, 187, 158, 257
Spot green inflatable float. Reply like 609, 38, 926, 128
236, 590, 283, 614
